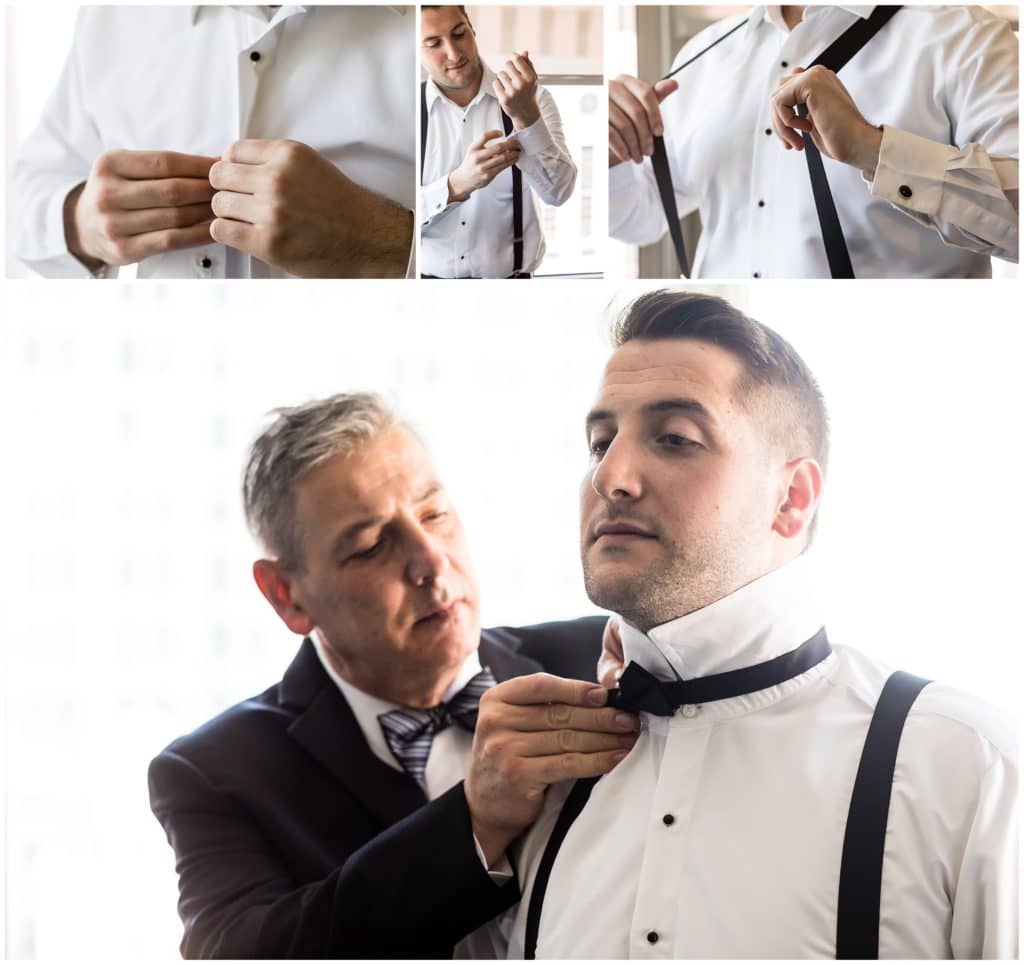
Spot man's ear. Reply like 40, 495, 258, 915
253, 559, 316, 636
772, 457, 823, 542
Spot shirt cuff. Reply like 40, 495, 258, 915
869, 125, 954, 218
420, 174, 457, 225
513, 114, 555, 157
609, 158, 642, 191
473, 832, 514, 884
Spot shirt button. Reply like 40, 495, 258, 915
460, 255, 465, 260
781, 60, 789, 68
461, 221, 466, 226
753, 272, 761, 279
200, 256, 212, 269
662, 814, 675, 826
757, 199, 765, 208
765, 127, 772, 136
646, 931, 660, 945
250, 50, 261, 62
898, 184, 913, 199
682, 704, 699, 718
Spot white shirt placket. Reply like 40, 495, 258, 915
629, 716, 712, 958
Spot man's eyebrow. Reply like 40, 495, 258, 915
422, 20, 466, 41
585, 397, 714, 428
644, 397, 716, 423
415, 483, 443, 503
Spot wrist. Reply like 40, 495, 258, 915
63, 182, 106, 273
447, 171, 471, 203
470, 815, 517, 868
853, 122, 884, 178
511, 105, 541, 131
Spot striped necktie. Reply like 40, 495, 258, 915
377, 666, 496, 783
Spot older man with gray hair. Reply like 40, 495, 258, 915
148, 392, 637, 958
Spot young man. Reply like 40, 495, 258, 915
470, 291, 1016, 957
419, 5, 577, 278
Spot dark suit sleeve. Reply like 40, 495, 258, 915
505, 615, 607, 682
149, 751, 518, 959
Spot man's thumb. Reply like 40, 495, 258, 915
653, 78, 679, 103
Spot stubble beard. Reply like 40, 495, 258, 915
582, 530, 758, 634
435, 55, 482, 94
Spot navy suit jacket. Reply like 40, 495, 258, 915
148, 618, 605, 958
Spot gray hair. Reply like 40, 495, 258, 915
243, 392, 399, 570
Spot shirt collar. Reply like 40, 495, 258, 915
425, 60, 498, 113
190, 6, 311, 26
619, 554, 825, 683
311, 633, 483, 764
745, 5, 875, 37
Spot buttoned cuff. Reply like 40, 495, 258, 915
869, 125, 954, 218
421, 174, 458, 225
23, 178, 106, 278
513, 114, 555, 157
473, 832, 514, 884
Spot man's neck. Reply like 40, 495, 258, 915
781, 5, 805, 30
438, 62, 483, 109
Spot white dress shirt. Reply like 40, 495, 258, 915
14, 5, 415, 279
419, 65, 577, 278
610, 5, 1019, 278
484, 556, 1018, 959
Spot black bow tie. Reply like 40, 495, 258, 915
607, 627, 832, 716
378, 666, 496, 782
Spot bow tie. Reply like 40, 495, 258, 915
607, 628, 832, 716
378, 666, 496, 783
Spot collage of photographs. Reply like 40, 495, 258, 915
1, 2, 1020, 960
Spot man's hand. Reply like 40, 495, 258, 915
598, 617, 626, 689
493, 51, 541, 130
465, 674, 640, 865
609, 75, 679, 167
209, 139, 413, 278
771, 66, 883, 176
64, 150, 217, 271
447, 130, 521, 203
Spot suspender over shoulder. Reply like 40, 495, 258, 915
648, 6, 902, 278
420, 81, 525, 277
523, 669, 931, 960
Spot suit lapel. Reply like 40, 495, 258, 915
280, 639, 427, 828
277, 631, 542, 830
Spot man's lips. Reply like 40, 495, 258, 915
592, 521, 658, 544
414, 599, 462, 626
446, 59, 468, 71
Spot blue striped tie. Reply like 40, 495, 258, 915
377, 666, 496, 783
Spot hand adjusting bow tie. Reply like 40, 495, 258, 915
378, 666, 496, 782
606, 628, 831, 716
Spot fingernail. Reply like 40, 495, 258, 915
615, 713, 639, 730
612, 750, 629, 763
586, 687, 606, 706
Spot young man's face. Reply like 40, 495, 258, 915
421, 6, 482, 94
284, 425, 480, 703
580, 337, 799, 632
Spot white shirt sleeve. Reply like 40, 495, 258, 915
419, 173, 462, 228
949, 750, 1019, 959
867, 13, 1018, 263
512, 87, 576, 207
869, 126, 1018, 263
608, 156, 699, 247
12, 9, 107, 278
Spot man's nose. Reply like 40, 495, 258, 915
591, 437, 643, 502
442, 38, 459, 61
406, 526, 447, 586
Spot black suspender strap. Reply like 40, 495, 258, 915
419, 81, 428, 179
501, 109, 525, 277
835, 669, 930, 959
799, 6, 902, 279
649, 17, 749, 278
523, 776, 599, 959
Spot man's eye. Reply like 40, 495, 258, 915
589, 439, 610, 457
659, 434, 698, 449
424, 39, 439, 48
351, 540, 383, 561
452, 28, 465, 38
424, 510, 449, 523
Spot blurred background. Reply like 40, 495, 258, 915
442, 5, 605, 277
607, 4, 1020, 280
2, 280, 1022, 956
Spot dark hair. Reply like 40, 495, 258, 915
613, 290, 829, 476
421, 5, 468, 13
